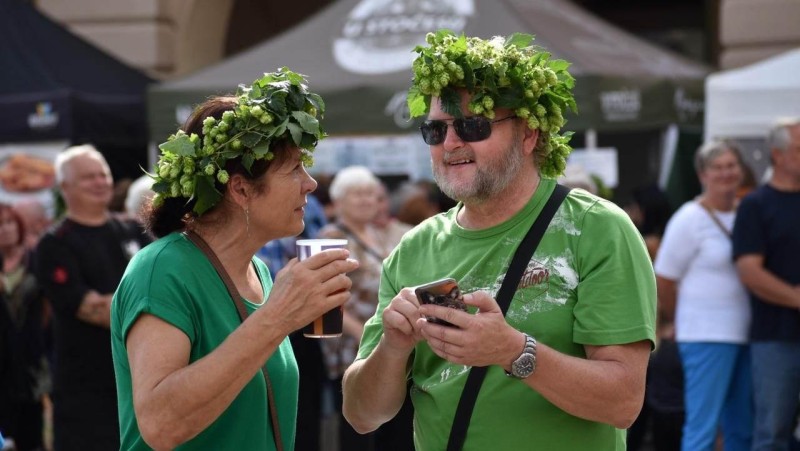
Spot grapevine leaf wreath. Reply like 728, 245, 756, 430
150, 67, 326, 215
407, 30, 578, 177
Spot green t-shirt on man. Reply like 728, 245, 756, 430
357, 179, 656, 451
111, 232, 298, 450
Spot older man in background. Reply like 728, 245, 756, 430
34, 144, 151, 451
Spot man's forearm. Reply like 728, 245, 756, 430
740, 265, 800, 309
76, 291, 112, 328
342, 337, 412, 434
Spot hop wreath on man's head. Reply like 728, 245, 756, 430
407, 30, 578, 178
150, 67, 326, 216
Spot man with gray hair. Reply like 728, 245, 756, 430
34, 144, 151, 451
733, 117, 800, 450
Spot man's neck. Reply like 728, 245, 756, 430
769, 170, 800, 192
457, 172, 541, 230
66, 208, 110, 226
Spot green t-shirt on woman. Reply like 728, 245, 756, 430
357, 179, 657, 451
111, 232, 298, 451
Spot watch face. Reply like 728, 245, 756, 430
512, 354, 535, 378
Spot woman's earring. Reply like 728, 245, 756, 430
244, 207, 250, 236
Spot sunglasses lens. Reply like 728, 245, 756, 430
420, 121, 447, 145
455, 116, 492, 142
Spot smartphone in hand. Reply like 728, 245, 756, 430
414, 278, 467, 328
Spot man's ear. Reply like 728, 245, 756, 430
522, 125, 540, 157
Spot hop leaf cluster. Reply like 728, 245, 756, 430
150, 67, 327, 215
408, 30, 578, 178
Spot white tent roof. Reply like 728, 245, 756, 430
705, 48, 800, 140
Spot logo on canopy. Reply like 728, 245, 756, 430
600, 89, 641, 122
333, 0, 474, 75
27, 102, 59, 131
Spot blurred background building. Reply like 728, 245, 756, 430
34, 0, 800, 79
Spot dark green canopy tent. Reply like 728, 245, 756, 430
148, 0, 709, 202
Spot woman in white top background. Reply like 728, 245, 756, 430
654, 141, 753, 451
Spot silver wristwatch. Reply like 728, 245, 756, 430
506, 333, 537, 379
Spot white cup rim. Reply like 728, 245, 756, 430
296, 239, 348, 246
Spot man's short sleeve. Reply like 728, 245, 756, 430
732, 193, 764, 259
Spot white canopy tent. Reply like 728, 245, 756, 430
704, 48, 800, 181
705, 48, 800, 140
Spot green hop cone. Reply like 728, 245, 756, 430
181, 181, 193, 197
231, 139, 242, 150
544, 69, 558, 86
425, 32, 436, 45
183, 159, 195, 174
419, 79, 431, 93
214, 133, 227, 144
527, 116, 540, 129
216, 170, 230, 184
158, 164, 170, 179
169, 164, 181, 179
260, 113, 273, 125
204, 164, 215, 176
189, 133, 200, 145
433, 63, 444, 74
469, 103, 484, 115
482, 96, 494, 110
221, 111, 235, 124
170, 181, 181, 197
525, 89, 535, 99
250, 106, 264, 118
535, 104, 547, 118
202, 116, 216, 129
420, 65, 431, 77
516, 107, 531, 118
217, 122, 229, 133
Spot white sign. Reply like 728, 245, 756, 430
567, 147, 618, 187
311, 134, 431, 179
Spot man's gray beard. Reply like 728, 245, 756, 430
433, 138, 524, 204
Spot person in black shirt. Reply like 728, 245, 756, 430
35, 145, 151, 451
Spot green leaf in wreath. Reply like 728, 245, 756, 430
158, 135, 196, 157
291, 111, 320, 134
192, 174, 222, 215
286, 122, 303, 146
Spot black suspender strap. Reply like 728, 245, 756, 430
446, 184, 571, 451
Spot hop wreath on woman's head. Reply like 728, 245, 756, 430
407, 30, 578, 178
150, 67, 326, 215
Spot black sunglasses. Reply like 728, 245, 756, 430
419, 115, 517, 145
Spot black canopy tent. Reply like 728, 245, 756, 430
0, 0, 153, 180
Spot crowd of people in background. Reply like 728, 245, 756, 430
0, 116, 798, 451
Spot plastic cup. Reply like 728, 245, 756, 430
296, 239, 348, 338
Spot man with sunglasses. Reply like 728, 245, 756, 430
343, 30, 656, 450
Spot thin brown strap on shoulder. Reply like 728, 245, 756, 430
182, 230, 284, 451
184, 230, 247, 321
698, 200, 732, 238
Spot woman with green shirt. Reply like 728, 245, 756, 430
110, 69, 358, 450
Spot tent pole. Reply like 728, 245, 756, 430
585, 128, 597, 150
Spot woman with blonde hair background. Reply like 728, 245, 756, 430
654, 140, 753, 451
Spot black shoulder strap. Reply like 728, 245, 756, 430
446, 184, 571, 451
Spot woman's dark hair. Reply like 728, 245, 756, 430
146, 96, 293, 238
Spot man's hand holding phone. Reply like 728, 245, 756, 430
380, 287, 426, 355
417, 288, 522, 369
414, 278, 468, 328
